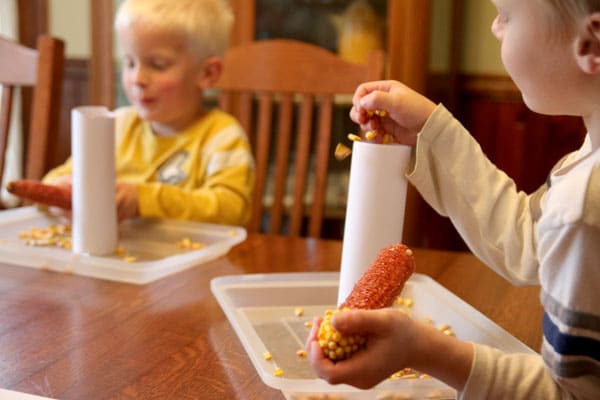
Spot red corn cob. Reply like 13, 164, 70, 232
341, 243, 415, 310
6, 180, 72, 210
318, 243, 415, 360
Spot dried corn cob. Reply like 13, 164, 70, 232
318, 243, 415, 361
6, 180, 72, 210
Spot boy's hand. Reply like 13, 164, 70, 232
306, 308, 421, 390
116, 182, 139, 222
45, 175, 73, 220
350, 80, 437, 146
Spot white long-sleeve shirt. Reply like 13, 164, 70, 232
408, 105, 600, 400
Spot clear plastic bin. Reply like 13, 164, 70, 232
0, 206, 246, 284
211, 272, 535, 400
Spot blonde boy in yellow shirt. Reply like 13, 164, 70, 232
44, 0, 254, 226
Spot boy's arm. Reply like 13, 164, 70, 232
461, 345, 577, 400
136, 152, 254, 226
407, 105, 540, 285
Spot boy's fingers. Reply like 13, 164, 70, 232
332, 309, 399, 336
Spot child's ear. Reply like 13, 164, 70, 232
575, 12, 600, 74
197, 57, 223, 88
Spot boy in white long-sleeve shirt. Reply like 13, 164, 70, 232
306, 0, 600, 398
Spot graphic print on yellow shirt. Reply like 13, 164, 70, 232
157, 150, 189, 184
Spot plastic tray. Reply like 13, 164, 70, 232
211, 272, 535, 400
0, 206, 246, 284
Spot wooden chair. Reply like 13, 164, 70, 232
216, 39, 384, 237
0, 35, 65, 206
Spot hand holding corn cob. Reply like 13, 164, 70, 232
316, 243, 415, 361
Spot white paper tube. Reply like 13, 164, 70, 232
71, 106, 117, 256
337, 141, 412, 305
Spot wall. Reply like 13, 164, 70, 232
49, 0, 90, 58
49, 0, 507, 74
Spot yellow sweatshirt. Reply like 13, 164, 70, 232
44, 107, 255, 226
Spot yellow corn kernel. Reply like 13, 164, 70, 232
304, 320, 313, 328
273, 367, 284, 376
294, 307, 304, 317
374, 109, 388, 117
124, 256, 137, 263
382, 134, 394, 144
190, 242, 205, 250
334, 142, 352, 160
317, 309, 366, 361
263, 351, 272, 361
403, 298, 414, 307
365, 130, 377, 140
347, 133, 362, 142
176, 237, 192, 248
296, 349, 307, 358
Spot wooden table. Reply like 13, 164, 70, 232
0, 234, 543, 399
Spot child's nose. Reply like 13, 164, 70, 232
132, 65, 149, 85
491, 16, 503, 41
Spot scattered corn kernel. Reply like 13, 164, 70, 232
347, 133, 362, 142
334, 142, 352, 160
294, 307, 304, 317
296, 349, 307, 358
263, 351, 272, 361
18, 224, 72, 249
176, 237, 206, 251
124, 256, 137, 263
304, 320, 313, 328
273, 367, 284, 376
403, 298, 414, 307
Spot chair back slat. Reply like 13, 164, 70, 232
216, 39, 384, 237
0, 35, 64, 208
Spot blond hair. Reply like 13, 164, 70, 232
114, 0, 234, 59
543, 0, 600, 35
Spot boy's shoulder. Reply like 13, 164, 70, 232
543, 155, 600, 228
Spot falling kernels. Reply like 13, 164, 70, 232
347, 133, 362, 142
334, 142, 352, 160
